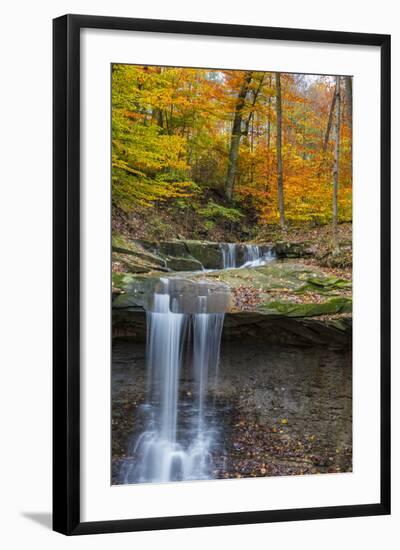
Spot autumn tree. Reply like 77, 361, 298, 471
332, 76, 341, 253
344, 76, 352, 122
225, 71, 253, 201
111, 65, 352, 236
275, 72, 286, 229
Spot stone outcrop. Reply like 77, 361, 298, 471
274, 240, 315, 258
112, 261, 352, 347
112, 234, 322, 274
112, 233, 352, 347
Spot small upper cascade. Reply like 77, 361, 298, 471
220, 243, 276, 269
243, 244, 261, 265
242, 244, 276, 267
221, 243, 237, 269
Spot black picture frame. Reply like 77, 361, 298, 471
53, 14, 391, 535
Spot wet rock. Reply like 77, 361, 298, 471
113, 308, 351, 348
190, 262, 352, 316
223, 314, 352, 348
112, 274, 157, 310
158, 240, 191, 258
112, 246, 166, 267
113, 262, 352, 327
184, 240, 224, 269
113, 275, 231, 314
112, 252, 157, 274
164, 255, 203, 272
112, 234, 168, 273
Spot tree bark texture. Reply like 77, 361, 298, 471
275, 72, 286, 230
225, 71, 253, 201
332, 76, 341, 253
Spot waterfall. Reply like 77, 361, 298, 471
221, 243, 236, 268
120, 242, 276, 484
243, 244, 261, 264
221, 243, 276, 269
242, 244, 277, 267
122, 278, 225, 484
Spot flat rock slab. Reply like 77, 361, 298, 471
188, 262, 352, 317
113, 262, 351, 322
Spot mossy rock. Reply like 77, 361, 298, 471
112, 273, 159, 309
112, 234, 167, 271
198, 263, 319, 291
112, 261, 352, 320
259, 297, 352, 318
134, 239, 159, 250
275, 241, 314, 258
112, 272, 129, 291
189, 262, 352, 317
295, 274, 352, 294
112, 252, 152, 274
112, 247, 166, 267
158, 241, 191, 258
320, 248, 352, 268
165, 256, 203, 272
184, 240, 224, 269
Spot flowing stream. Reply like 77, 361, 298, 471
221, 243, 276, 269
121, 278, 227, 483
121, 244, 275, 484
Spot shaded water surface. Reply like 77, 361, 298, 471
112, 336, 352, 483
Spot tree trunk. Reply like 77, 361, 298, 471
275, 72, 286, 230
225, 71, 253, 201
344, 76, 352, 122
323, 89, 337, 153
317, 83, 337, 178
332, 76, 341, 254
265, 74, 272, 190
344, 76, 352, 187
152, 107, 164, 128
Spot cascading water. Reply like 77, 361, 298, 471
242, 244, 276, 267
244, 244, 261, 265
221, 243, 237, 269
121, 243, 276, 484
221, 243, 276, 269
121, 278, 226, 484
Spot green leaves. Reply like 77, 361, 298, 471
111, 64, 352, 234
197, 201, 245, 223
112, 65, 195, 210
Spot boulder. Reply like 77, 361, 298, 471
184, 240, 224, 269
112, 234, 167, 272
158, 241, 190, 258
275, 241, 315, 258
112, 252, 160, 274
165, 256, 203, 272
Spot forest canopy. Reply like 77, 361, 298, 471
112, 64, 352, 241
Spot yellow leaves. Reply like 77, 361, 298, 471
280, 418, 288, 425
111, 63, 352, 222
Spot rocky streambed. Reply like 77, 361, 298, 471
111, 236, 352, 483
112, 337, 352, 483
112, 234, 316, 274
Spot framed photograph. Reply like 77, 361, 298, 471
53, 14, 390, 535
